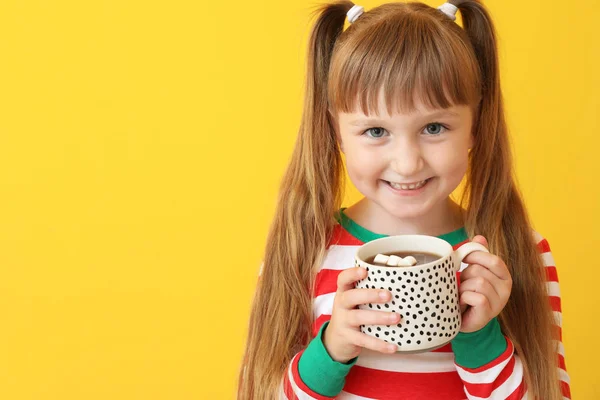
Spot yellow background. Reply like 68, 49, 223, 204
0, 0, 597, 398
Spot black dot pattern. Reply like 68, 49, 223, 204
355, 255, 461, 351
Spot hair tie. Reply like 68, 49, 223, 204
347, 5, 364, 24
437, 2, 459, 21
347, 3, 458, 24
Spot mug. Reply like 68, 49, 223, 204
354, 235, 488, 353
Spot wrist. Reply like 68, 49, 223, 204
297, 321, 357, 396
322, 323, 353, 364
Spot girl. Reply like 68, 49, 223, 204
238, 1, 570, 399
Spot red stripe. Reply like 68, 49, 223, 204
464, 356, 515, 397
329, 224, 364, 247
505, 379, 526, 400
452, 239, 470, 250
314, 269, 341, 297
312, 314, 331, 337
344, 367, 466, 399
549, 296, 562, 312
537, 238, 551, 253
561, 380, 572, 398
458, 337, 513, 373
282, 359, 299, 400
290, 351, 334, 399
545, 266, 559, 282
558, 354, 566, 370
432, 343, 454, 353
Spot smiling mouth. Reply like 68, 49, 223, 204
385, 178, 431, 190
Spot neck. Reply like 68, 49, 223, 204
345, 197, 464, 237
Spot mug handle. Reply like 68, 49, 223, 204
452, 242, 489, 272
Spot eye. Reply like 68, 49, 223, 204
423, 123, 448, 135
364, 127, 387, 138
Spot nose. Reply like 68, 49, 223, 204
390, 137, 424, 178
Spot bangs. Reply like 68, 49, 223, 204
328, 4, 481, 116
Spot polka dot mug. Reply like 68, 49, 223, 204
354, 235, 488, 353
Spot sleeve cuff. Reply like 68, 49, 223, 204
297, 321, 358, 396
451, 317, 507, 369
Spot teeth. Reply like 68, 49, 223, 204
389, 179, 427, 190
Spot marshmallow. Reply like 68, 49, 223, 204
387, 255, 402, 266
373, 254, 390, 265
397, 258, 412, 266
403, 256, 417, 266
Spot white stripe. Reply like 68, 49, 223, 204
313, 292, 335, 319
455, 346, 513, 384
541, 252, 555, 267
356, 348, 456, 373
554, 311, 563, 327
558, 341, 565, 357
322, 245, 361, 270
338, 391, 376, 399
559, 368, 571, 384
278, 380, 288, 400
486, 356, 524, 399
464, 392, 487, 400
287, 355, 318, 400
532, 230, 543, 243
464, 355, 524, 400
547, 281, 561, 297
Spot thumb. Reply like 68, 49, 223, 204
471, 235, 489, 249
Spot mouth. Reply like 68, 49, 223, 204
385, 178, 431, 191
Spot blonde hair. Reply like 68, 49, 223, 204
237, 1, 562, 399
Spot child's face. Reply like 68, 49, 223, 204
335, 94, 473, 222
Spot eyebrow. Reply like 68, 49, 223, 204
349, 110, 461, 126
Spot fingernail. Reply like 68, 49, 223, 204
379, 291, 389, 300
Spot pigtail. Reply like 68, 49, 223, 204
236, 2, 352, 399
454, 1, 563, 399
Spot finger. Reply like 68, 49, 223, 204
462, 252, 510, 281
337, 267, 368, 293
459, 290, 493, 313
347, 309, 401, 327
471, 235, 489, 249
459, 276, 499, 300
339, 288, 391, 310
460, 291, 494, 323
460, 263, 502, 288
347, 329, 397, 354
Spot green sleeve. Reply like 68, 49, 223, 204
297, 321, 358, 396
451, 317, 508, 368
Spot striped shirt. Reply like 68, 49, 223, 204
280, 216, 571, 400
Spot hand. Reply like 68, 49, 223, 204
322, 267, 400, 363
459, 235, 513, 333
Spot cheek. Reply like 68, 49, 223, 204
344, 148, 384, 181
446, 153, 469, 183
428, 146, 469, 177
